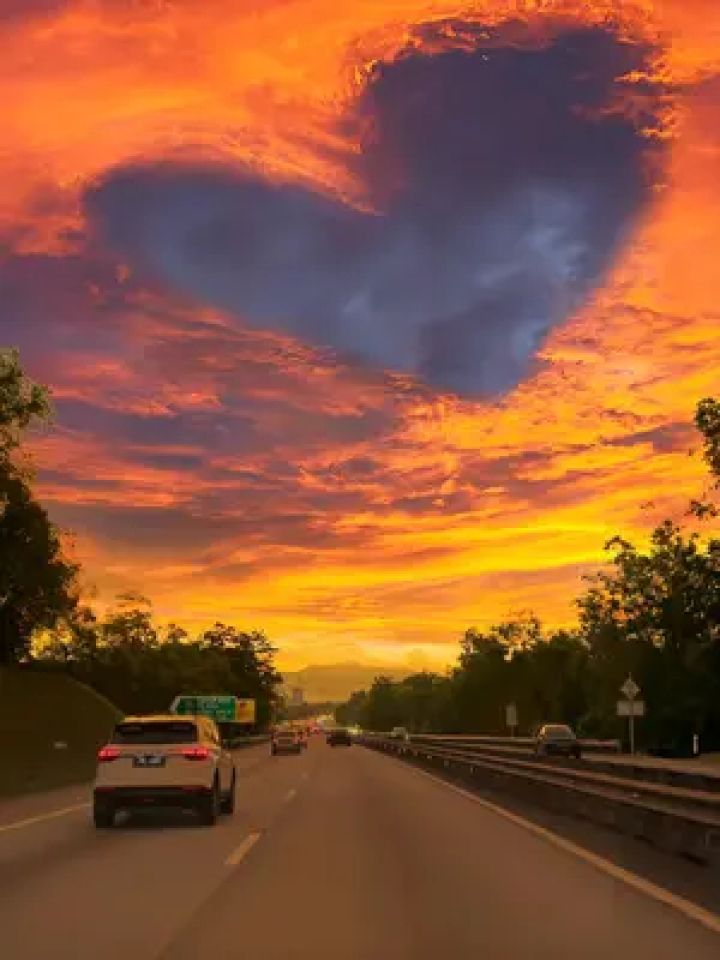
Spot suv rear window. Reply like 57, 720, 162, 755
111, 721, 198, 744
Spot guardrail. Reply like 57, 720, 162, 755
408, 733, 621, 754
225, 734, 270, 749
397, 734, 720, 794
361, 735, 720, 867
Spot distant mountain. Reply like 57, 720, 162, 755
281, 662, 410, 703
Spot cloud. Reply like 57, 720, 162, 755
0, 0, 66, 21
86, 24, 665, 396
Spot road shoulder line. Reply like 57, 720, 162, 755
410, 765, 720, 937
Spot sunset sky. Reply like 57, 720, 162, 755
2, 0, 719, 670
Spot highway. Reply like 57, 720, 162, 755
1, 738, 719, 959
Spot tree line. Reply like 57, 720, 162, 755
337, 401, 720, 756
39, 600, 281, 727
0, 349, 281, 726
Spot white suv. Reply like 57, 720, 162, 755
93, 715, 236, 827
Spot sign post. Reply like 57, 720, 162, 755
505, 702, 518, 737
617, 677, 643, 755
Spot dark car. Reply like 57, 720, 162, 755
534, 724, 581, 759
327, 728, 352, 747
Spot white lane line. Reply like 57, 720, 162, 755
225, 831, 262, 867
284, 787, 297, 803
0, 802, 89, 834
410, 767, 720, 938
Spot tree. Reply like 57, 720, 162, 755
198, 624, 282, 727
101, 593, 158, 650
0, 349, 50, 460
356, 676, 404, 731
578, 523, 720, 748
696, 398, 720, 482
0, 350, 78, 663
0, 469, 79, 663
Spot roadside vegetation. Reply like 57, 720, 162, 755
337, 401, 720, 756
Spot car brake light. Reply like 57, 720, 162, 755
98, 746, 121, 762
181, 746, 211, 761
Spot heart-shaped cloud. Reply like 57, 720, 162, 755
87, 23, 665, 396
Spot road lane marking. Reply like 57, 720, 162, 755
411, 767, 720, 938
225, 831, 261, 867
0, 802, 89, 834
284, 787, 297, 803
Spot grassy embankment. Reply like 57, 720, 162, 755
0, 667, 121, 798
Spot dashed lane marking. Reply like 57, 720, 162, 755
225, 831, 262, 867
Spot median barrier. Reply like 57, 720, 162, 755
406, 734, 720, 794
363, 735, 720, 867
226, 734, 270, 749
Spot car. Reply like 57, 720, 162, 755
534, 723, 581, 759
93, 714, 236, 828
272, 729, 302, 755
327, 728, 352, 747
389, 726, 409, 741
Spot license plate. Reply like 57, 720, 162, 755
133, 754, 165, 768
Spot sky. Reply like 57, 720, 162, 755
1, 0, 719, 670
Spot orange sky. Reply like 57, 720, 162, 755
2, 0, 719, 670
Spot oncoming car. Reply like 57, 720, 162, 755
534, 723, 581, 759
93, 715, 236, 828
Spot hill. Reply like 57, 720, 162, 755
0, 667, 122, 798
281, 662, 410, 703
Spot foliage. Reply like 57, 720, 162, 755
0, 349, 50, 461
695, 397, 720, 482
39, 603, 282, 728
0, 354, 78, 663
0, 470, 80, 664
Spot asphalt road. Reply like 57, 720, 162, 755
1, 739, 719, 959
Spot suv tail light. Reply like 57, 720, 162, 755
98, 746, 121, 762
181, 746, 211, 761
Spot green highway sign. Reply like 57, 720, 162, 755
170, 694, 237, 723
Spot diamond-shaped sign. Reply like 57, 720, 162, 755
621, 677, 640, 700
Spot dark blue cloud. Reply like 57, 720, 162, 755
86, 24, 666, 396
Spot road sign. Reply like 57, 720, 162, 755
617, 679, 643, 755
617, 699, 645, 717
235, 699, 256, 724
505, 702, 518, 731
170, 695, 237, 723
620, 677, 640, 700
